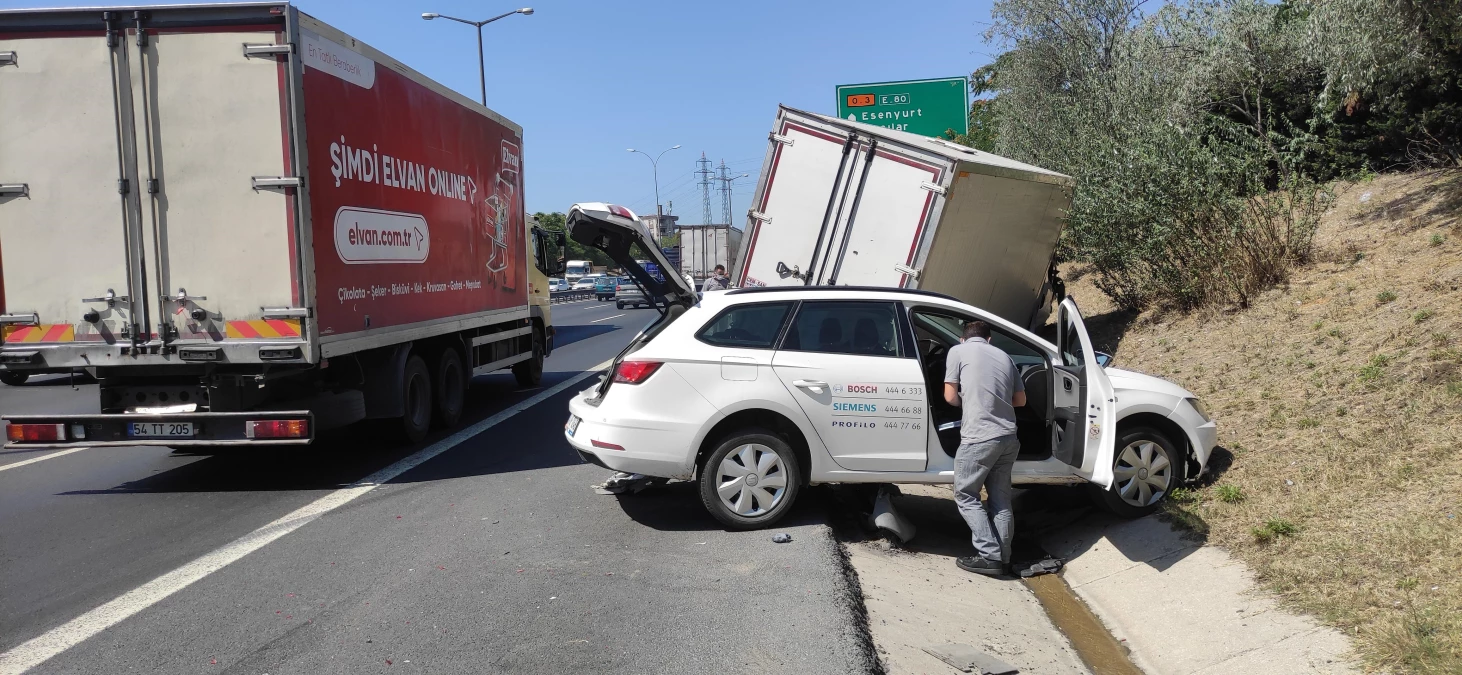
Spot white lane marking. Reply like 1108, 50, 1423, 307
590, 314, 626, 323
0, 359, 612, 675
0, 447, 90, 473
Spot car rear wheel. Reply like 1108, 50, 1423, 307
400, 355, 432, 444
1, 372, 29, 386
698, 429, 801, 530
1090, 426, 1180, 518
616, 301, 624, 309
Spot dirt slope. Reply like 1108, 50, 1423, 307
1062, 170, 1462, 674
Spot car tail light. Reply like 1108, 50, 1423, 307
591, 439, 625, 451
613, 360, 662, 384
6, 423, 65, 442
607, 204, 636, 220
245, 419, 309, 439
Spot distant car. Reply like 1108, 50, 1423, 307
548, 278, 569, 292
594, 276, 624, 301
615, 279, 661, 310
572, 275, 601, 291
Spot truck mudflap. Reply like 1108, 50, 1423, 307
2, 411, 313, 449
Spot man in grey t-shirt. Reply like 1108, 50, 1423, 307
943, 319, 1026, 576
702, 265, 731, 292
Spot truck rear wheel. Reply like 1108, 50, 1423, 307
433, 348, 466, 429
513, 328, 544, 387
400, 355, 433, 443
0, 372, 29, 386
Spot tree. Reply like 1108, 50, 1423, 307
982, 0, 1325, 309
948, 62, 1003, 152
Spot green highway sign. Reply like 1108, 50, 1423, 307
836, 77, 969, 138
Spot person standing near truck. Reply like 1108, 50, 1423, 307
943, 320, 1027, 576
702, 265, 731, 292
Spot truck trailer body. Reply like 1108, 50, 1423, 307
733, 106, 1075, 329
0, 3, 564, 447
679, 224, 743, 283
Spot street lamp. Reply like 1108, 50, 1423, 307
421, 7, 533, 106
626, 145, 681, 217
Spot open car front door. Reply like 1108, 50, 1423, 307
1052, 298, 1117, 489
565, 203, 698, 310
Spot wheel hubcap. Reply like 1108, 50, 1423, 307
715, 444, 787, 517
1112, 440, 1171, 507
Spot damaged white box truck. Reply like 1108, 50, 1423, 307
732, 106, 1074, 329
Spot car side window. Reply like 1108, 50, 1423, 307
911, 309, 1047, 367
696, 302, 793, 349
781, 301, 902, 357
1060, 313, 1085, 368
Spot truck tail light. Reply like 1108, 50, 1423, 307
607, 204, 635, 220
612, 361, 662, 384
245, 419, 309, 439
6, 423, 65, 442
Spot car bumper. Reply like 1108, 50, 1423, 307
1191, 419, 1218, 469
1167, 401, 1219, 472
564, 375, 712, 480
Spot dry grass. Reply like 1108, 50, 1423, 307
1064, 170, 1462, 674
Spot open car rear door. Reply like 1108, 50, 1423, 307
565, 203, 697, 310
1052, 297, 1116, 488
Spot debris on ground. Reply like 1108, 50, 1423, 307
922, 643, 1019, 674
592, 472, 666, 495
1014, 557, 1064, 578
870, 485, 916, 544
771, 533, 793, 543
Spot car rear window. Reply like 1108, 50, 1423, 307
696, 302, 793, 349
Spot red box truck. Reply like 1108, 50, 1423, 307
0, 2, 565, 447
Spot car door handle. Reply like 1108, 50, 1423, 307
792, 379, 829, 392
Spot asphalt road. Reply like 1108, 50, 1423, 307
0, 299, 874, 674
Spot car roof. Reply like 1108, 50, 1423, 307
705, 285, 1041, 342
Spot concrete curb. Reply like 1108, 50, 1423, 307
1040, 515, 1359, 675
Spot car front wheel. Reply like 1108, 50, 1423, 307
698, 429, 801, 530
1091, 426, 1180, 518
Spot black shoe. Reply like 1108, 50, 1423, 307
956, 556, 1005, 577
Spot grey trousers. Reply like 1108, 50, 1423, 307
953, 434, 1021, 563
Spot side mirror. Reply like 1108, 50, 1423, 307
1095, 351, 1113, 368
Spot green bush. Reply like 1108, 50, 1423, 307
970, 0, 1462, 311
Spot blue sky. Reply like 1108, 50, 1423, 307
1, 0, 998, 223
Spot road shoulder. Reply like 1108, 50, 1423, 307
835, 484, 1090, 674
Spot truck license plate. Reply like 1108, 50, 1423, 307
565, 415, 580, 437
128, 422, 195, 438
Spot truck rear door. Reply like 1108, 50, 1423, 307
0, 23, 144, 347
136, 25, 302, 345
736, 107, 952, 290
736, 110, 859, 288
0, 8, 303, 361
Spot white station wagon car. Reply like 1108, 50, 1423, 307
563, 203, 1217, 529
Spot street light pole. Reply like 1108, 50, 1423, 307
422, 8, 533, 106
627, 145, 681, 218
